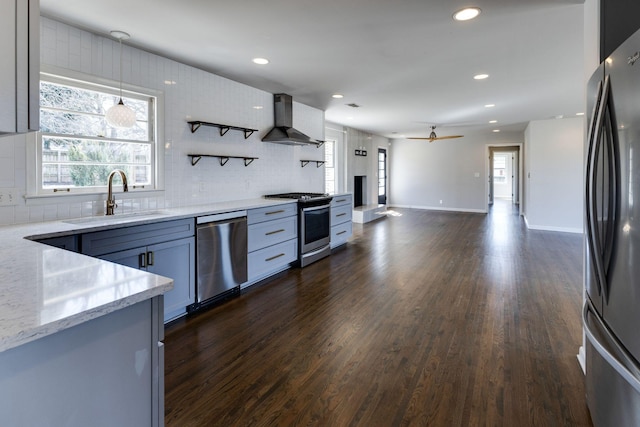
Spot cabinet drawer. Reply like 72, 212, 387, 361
248, 216, 297, 252
248, 238, 297, 281
331, 194, 352, 208
331, 204, 352, 226
247, 203, 297, 225
81, 218, 195, 256
331, 221, 352, 248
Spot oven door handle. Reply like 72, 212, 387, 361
302, 203, 331, 212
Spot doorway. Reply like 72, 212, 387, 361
487, 145, 522, 214
378, 148, 387, 205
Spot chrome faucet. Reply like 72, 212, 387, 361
106, 169, 129, 215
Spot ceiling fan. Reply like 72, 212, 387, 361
408, 126, 464, 142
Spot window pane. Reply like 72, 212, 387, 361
324, 140, 335, 194
39, 75, 156, 192
40, 81, 149, 141
42, 136, 151, 188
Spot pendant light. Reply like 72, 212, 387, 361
105, 31, 136, 128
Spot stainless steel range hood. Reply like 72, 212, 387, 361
262, 94, 323, 146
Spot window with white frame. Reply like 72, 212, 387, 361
493, 154, 507, 183
37, 73, 159, 194
324, 139, 336, 194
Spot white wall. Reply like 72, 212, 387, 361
345, 127, 390, 206
0, 17, 325, 225
523, 117, 584, 233
389, 132, 523, 213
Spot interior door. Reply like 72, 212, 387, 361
511, 153, 516, 203
488, 151, 494, 205
378, 148, 387, 205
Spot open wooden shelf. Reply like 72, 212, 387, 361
188, 154, 258, 167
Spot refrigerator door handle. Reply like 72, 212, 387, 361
602, 101, 618, 289
584, 81, 602, 295
583, 301, 640, 394
585, 79, 602, 295
587, 75, 612, 302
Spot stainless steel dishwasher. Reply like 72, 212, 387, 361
193, 210, 248, 309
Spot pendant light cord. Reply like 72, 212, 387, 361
118, 37, 123, 102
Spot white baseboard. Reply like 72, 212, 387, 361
523, 215, 583, 234
577, 345, 585, 374
389, 204, 486, 214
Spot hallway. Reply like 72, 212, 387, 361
165, 206, 591, 426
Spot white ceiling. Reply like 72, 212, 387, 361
40, 0, 586, 139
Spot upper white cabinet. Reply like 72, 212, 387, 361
0, 0, 39, 134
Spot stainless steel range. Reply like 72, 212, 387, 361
265, 192, 333, 267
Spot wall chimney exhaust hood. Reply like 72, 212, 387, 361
262, 94, 324, 147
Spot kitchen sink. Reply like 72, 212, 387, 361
63, 210, 170, 225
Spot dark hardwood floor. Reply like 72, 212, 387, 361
165, 200, 592, 426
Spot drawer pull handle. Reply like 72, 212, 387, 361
147, 251, 154, 266
266, 210, 285, 215
336, 198, 347, 203
336, 213, 347, 217
337, 231, 347, 235
266, 253, 285, 262
266, 229, 285, 236
139, 253, 147, 268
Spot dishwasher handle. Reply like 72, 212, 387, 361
197, 210, 247, 225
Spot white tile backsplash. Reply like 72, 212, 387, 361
0, 16, 326, 226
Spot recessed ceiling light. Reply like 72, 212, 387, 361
164, 80, 177, 85
493, 129, 500, 133
253, 105, 263, 110
252, 57, 269, 65
555, 115, 564, 119
453, 7, 481, 21
332, 94, 344, 99
485, 104, 495, 108
474, 74, 489, 80
489, 120, 497, 124
576, 112, 584, 116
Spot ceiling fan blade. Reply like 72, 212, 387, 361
432, 135, 464, 140
408, 134, 463, 141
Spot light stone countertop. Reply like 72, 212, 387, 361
0, 198, 297, 353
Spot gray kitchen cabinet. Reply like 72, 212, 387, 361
330, 194, 353, 248
246, 204, 298, 287
81, 219, 196, 322
0, 296, 165, 426
0, 0, 39, 134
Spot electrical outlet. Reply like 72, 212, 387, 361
0, 188, 18, 206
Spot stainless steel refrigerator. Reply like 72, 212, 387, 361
584, 27, 640, 426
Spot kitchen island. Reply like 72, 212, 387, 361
0, 198, 297, 425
